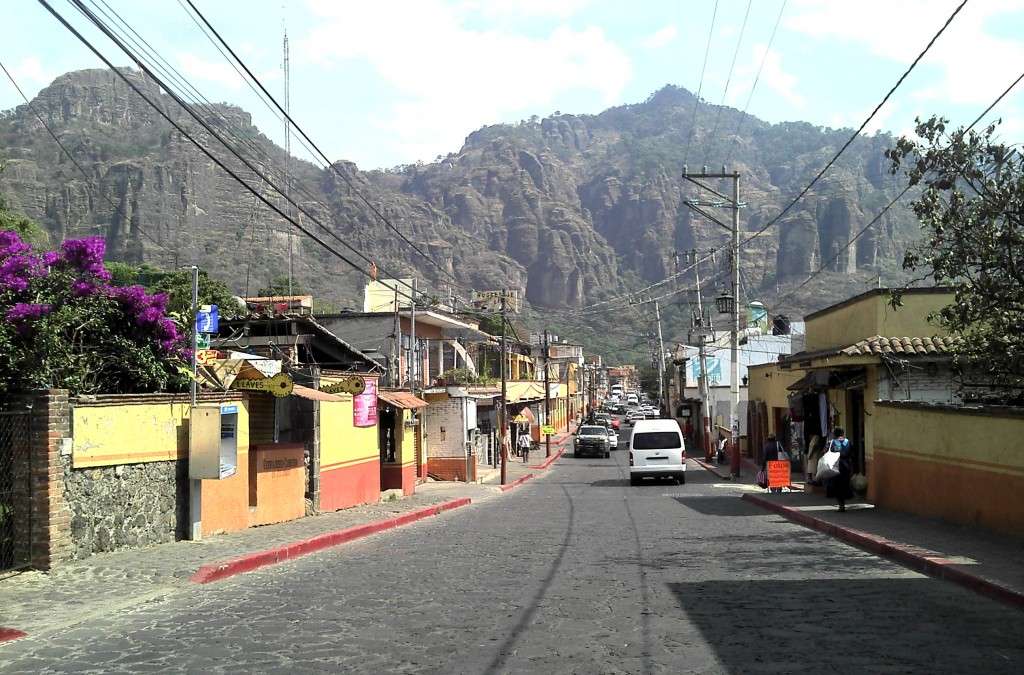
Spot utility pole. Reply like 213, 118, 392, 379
688, 250, 714, 463
654, 300, 667, 418
499, 290, 508, 486
681, 167, 743, 472
188, 265, 201, 541
410, 279, 417, 395
544, 329, 552, 458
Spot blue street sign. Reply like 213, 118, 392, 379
196, 305, 219, 333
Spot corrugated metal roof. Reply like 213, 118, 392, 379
378, 390, 429, 409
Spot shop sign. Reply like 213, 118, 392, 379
232, 372, 294, 398
322, 376, 366, 396
353, 378, 378, 427
768, 460, 790, 488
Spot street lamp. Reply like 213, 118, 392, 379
715, 289, 735, 316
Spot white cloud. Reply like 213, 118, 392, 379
10, 57, 54, 89
784, 0, 1024, 114
464, 0, 591, 19
641, 25, 677, 50
298, 0, 632, 162
176, 52, 248, 91
754, 45, 804, 110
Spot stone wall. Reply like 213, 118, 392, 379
60, 454, 188, 559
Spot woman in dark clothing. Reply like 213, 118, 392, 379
825, 426, 854, 511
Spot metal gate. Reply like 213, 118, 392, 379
0, 410, 32, 573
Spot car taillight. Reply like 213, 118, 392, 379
629, 452, 634, 466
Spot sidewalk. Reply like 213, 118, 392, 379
694, 456, 1024, 611
0, 434, 570, 641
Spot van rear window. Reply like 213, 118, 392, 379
632, 431, 682, 450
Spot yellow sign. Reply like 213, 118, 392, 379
322, 376, 366, 396
541, 425, 555, 436
768, 460, 790, 488
233, 372, 294, 398
196, 349, 219, 366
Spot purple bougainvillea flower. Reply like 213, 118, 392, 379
60, 237, 111, 280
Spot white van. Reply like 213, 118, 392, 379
625, 393, 639, 406
629, 418, 686, 485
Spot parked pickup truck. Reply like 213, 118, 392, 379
574, 425, 611, 458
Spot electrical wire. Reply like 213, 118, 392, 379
725, 0, 787, 165
181, 0, 462, 287
683, 0, 719, 169
703, 0, 752, 167
39, 0, 422, 307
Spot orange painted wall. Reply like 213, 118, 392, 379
249, 444, 305, 527
873, 403, 1024, 535
322, 459, 380, 511
201, 447, 251, 535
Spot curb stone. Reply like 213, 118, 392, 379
743, 493, 1024, 611
189, 498, 472, 584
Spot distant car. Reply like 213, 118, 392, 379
609, 417, 620, 430
595, 413, 613, 428
626, 410, 644, 426
612, 404, 627, 415
606, 427, 618, 450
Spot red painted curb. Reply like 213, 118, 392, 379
189, 498, 472, 584
694, 458, 732, 480
528, 447, 564, 470
500, 473, 534, 492
743, 493, 1024, 611
0, 627, 27, 642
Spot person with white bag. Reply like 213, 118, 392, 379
823, 426, 854, 511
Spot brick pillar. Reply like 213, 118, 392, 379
20, 390, 73, 569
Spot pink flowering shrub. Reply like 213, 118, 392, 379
0, 231, 189, 399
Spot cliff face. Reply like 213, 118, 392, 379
0, 71, 916, 319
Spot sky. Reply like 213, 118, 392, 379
2, 0, 1024, 171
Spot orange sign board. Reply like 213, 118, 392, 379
767, 460, 790, 488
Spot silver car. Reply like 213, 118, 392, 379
606, 426, 618, 450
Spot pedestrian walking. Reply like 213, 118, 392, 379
760, 433, 787, 493
825, 426, 854, 511
518, 428, 532, 463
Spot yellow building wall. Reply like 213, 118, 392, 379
805, 290, 954, 351
319, 396, 380, 510
872, 403, 1024, 535
398, 410, 417, 469
72, 396, 249, 468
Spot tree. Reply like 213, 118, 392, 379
886, 116, 1024, 402
0, 230, 189, 402
257, 275, 306, 298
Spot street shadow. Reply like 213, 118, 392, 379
665, 577, 1024, 673
671, 495, 768, 517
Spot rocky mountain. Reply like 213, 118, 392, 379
0, 69, 918, 358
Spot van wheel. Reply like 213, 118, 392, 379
630, 476, 639, 486
678, 474, 686, 485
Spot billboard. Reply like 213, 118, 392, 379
473, 290, 520, 313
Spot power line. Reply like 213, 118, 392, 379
725, 0, 787, 165
683, 0, 719, 169
703, 0, 752, 167
180, 0, 461, 288
39, 0, 422, 309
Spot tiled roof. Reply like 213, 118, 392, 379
839, 335, 957, 357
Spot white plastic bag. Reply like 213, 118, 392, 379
816, 449, 841, 480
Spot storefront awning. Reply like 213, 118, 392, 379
378, 390, 429, 409
504, 381, 545, 403
291, 384, 348, 402
511, 406, 535, 424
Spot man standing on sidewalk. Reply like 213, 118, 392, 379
518, 428, 532, 463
